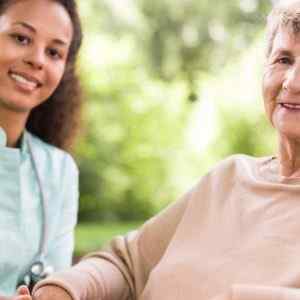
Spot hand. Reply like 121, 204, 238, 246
16, 286, 31, 300
33, 286, 72, 300
0, 286, 31, 300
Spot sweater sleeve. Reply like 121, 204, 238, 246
232, 285, 300, 300
33, 187, 194, 300
214, 285, 300, 300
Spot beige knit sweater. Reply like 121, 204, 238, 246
34, 155, 300, 300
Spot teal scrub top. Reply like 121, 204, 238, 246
0, 129, 79, 296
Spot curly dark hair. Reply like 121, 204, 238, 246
0, 0, 83, 151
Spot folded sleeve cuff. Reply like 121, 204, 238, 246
33, 257, 129, 300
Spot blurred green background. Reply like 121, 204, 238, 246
74, 0, 277, 257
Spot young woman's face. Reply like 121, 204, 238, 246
0, 0, 73, 114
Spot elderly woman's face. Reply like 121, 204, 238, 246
263, 25, 300, 139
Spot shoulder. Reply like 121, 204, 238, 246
26, 131, 78, 176
209, 154, 262, 175
191, 154, 262, 195
26, 132, 79, 215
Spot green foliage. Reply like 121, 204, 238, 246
75, 222, 141, 256
78, 0, 271, 97
76, 62, 189, 221
75, 1, 276, 222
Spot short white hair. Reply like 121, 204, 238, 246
266, 0, 300, 56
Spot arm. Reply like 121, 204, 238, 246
32, 187, 194, 300
214, 285, 300, 300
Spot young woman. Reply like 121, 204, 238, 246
0, 0, 82, 296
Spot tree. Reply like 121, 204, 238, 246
75, 0, 274, 221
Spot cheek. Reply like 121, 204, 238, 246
0, 36, 26, 66
46, 65, 65, 93
0, 49, 19, 70
262, 67, 283, 122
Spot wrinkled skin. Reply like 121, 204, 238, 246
263, 24, 300, 177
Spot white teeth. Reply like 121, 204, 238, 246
10, 73, 37, 88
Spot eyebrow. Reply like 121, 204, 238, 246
12, 21, 68, 46
272, 48, 293, 58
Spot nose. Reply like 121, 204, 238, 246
23, 47, 45, 71
283, 62, 300, 94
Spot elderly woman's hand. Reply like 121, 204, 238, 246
33, 286, 72, 300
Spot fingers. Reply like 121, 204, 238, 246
16, 295, 31, 300
16, 286, 31, 300
17, 286, 30, 296
0, 288, 32, 300
0, 293, 31, 300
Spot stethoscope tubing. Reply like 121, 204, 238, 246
16, 135, 51, 289
27, 136, 48, 260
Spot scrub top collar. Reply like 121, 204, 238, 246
0, 127, 6, 147
0, 127, 29, 154
20, 130, 29, 155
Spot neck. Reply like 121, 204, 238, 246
277, 133, 300, 178
0, 108, 29, 148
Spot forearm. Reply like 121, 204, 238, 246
33, 257, 129, 300
33, 185, 193, 300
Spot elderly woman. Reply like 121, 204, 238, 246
31, 1, 300, 300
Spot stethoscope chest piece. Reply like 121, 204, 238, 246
18, 260, 54, 291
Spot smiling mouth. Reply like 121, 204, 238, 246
279, 103, 300, 110
8, 71, 42, 92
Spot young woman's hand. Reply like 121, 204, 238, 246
16, 286, 31, 300
33, 286, 72, 300
0, 286, 31, 300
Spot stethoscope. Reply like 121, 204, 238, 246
16, 134, 54, 291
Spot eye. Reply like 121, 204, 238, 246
277, 57, 292, 65
10, 33, 31, 45
46, 48, 62, 60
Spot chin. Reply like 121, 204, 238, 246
272, 111, 300, 138
0, 96, 34, 113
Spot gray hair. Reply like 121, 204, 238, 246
266, 0, 300, 57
